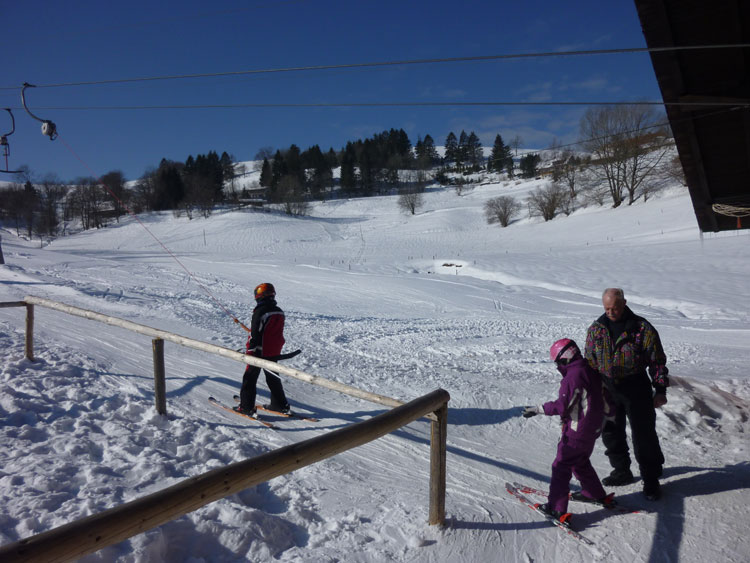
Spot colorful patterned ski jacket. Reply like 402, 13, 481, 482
542, 356, 613, 445
246, 298, 285, 358
584, 307, 669, 390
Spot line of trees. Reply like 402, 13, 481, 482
483, 105, 677, 228
133, 151, 235, 218
1, 105, 678, 239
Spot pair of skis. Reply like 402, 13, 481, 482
506, 482, 595, 546
513, 483, 645, 515
506, 481, 645, 546
208, 395, 318, 429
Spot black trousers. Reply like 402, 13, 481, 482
602, 375, 664, 481
239, 365, 289, 411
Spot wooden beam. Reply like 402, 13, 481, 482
25, 304, 34, 361
22, 295, 432, 418
152, 339, 167, 416
0, 389, 450, 563
429, 402, 448, 525
0, 301, 28, 308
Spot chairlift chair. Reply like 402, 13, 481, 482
1, 108, 22, 174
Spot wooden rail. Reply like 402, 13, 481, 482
17, 295, 432, 419
0, 389, 450, 563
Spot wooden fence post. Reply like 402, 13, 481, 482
152, 338, 167, 416
25, 304, 34, 361
429, 401, 448, 526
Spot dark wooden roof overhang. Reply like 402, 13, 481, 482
634, 0, 750, 232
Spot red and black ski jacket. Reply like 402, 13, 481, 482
245, 298, 285, 358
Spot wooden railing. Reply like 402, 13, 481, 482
0, 389, 449, 563
16, 295, 430, 418
0, 296, 450, 561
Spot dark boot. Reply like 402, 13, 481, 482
536, 503, 573, 528
602, 469, 634, 486
264, 402, 291, 414
643, 479, 661, 501
570, 491, 617, 508
233, 405, 258, 418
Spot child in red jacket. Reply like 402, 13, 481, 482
235, 283, 290, 416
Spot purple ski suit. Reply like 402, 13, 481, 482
542, 356, 613, 513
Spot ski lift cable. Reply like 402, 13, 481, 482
55, 134, 252, 333
1, 43, 749, 91
12, 100, 750, 110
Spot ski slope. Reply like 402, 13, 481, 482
1, 178, 749, 562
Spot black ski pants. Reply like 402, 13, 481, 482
240, 365, 289, 411
602, 374, 664, 482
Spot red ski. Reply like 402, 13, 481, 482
513, 481, 647, 514
506, 482, 595, 546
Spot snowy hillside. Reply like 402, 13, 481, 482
1, 178, 749, 562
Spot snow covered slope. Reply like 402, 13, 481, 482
1, 180, 749, 562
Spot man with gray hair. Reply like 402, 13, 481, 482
584, 288, 669, 500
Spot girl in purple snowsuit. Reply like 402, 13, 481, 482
522, 338, 614, 521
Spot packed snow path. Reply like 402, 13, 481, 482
1, 183, 749, 562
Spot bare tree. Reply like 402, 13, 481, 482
37, 174, 66, 237
580, 105, 672, 206
397, 184, 424, 215
68, 177, 110, 230
510, 135, 523, 156
276, 175, 310, 216
100, 170, 127, 221
484, 195, 521, 227
527, 183, 568, 221
553, 151, 587, 199
454, 179, 475, 197
253, 147, 275, 171
661, 154, 687, 187
132, 168, 157, 213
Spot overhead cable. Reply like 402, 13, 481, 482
2, 43, 749, 90
15, 100, 749, 110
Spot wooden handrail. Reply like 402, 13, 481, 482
20, 295, 432, 418
0, 389, 450, 563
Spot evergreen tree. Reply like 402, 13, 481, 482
326, 147, 339, 169
489, 134, 512, 173
457, 130, 469, 169
219, 151, 234, 184
340, 143, 357, 192
285, 144, 305, 186
423, 134, 439, 164
444, 132, 458, 166
259, 158, 272, 187
519, 153, 541, 178
270, 150, 287, 188
154, 160, 185, 210
303, 144, 332, 196
467, 132, 482, 169
414, 136, 425, 162
184, 155, 196, 176
358, 139, 377, 195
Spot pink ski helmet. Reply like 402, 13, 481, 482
550, 338, 580, 363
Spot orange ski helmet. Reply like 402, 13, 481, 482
254, 282, 276, 301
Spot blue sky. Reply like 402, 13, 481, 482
1, 0, 662, 182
